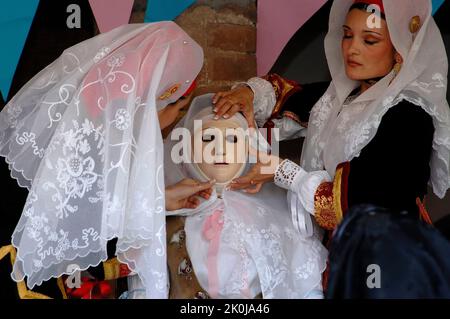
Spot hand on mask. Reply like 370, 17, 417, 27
212, 85, 256, 128
165, 178, 216, 211
228, 147, 282, 194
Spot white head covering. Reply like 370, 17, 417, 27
301, 0, 450, 198
0, 22, 204, 298
164, 94, 327, 298
168, 94, 250, 197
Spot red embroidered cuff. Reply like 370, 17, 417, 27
314, 162, 350, 230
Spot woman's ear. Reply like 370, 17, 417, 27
394, 52, 403, 64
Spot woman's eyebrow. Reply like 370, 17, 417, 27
363, 30, 383, 36
343, 25, 383, 36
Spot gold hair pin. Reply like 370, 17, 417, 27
409, 15, 421, 34
159, 84, 181, 100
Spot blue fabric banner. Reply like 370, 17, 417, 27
144, 0, 195, 22
0, 0, 39, 99
432, 0, 445, 15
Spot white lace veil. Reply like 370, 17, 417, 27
301, 0, 450, 198
0, 22, 204, 298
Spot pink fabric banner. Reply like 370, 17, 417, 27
257, 0, 328, 76
89, 0, 135, 33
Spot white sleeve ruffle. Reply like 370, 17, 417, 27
274, 159, 331, 237
270, 117, 307, 140
232, 77, 276, 127
233, 77, 306, 141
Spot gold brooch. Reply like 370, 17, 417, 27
159, 83, 181, 100
409, 15, 421, 34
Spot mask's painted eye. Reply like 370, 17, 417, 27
226, 134, 238, 144
202, 134, 215, 142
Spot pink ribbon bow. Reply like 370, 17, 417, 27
202, 209, 224, 298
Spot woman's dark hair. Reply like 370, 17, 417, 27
349, 2, 386, 20
326, 204, 450, 299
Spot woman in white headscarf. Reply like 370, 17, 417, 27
0, 21, 213, 298
212, 0, 449, 253
162, 93, 327, 299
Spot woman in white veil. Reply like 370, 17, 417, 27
163, 93, 328, 299
213, 0, 449, 233
0, 21, 206, 298
212, 0, 450, 293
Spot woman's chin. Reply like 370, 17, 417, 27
345, 69, 363, 81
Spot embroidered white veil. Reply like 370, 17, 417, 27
301, 0, 450, 198
0, 22, 204, 298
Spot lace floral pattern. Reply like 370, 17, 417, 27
185, 191, 328, 299
219, 207, 325, 298
274, 159, 301, 190
114, 109, 131, 130
44, 120, 104, 218
0, 22, 205, 298
310, 94, 333, 130
301, 93, 335, 170
301, 1, 450, 200
245, 77, 277, 127
6, 103, 23, 128
302, 79, 449, 199
337, 103, 365, 133
94, 47, 111, 63
410, 73, 446, 94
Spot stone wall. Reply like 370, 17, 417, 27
129, 0, 256, 135
131, 0, 257, 95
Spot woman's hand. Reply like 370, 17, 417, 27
212, 85, 256, 128
228, 148, 282, 194
165, 178, 215, 211
158, 92, 193, 130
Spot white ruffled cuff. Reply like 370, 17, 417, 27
274, 159, 302, 190
275, 159, 331, 237
233, 77, 276, 127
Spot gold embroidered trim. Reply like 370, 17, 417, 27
0, 245, 52, 299
314, 165, 347, 230
103, 257, 120, 281
262, 74, 301, 117
333, 166, 344, 224
0, 245, 12, 261
314, 183, 337, 230
57, 277, 68, 299
159, 84, 181, 100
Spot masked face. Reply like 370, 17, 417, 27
192, 118, 247, 184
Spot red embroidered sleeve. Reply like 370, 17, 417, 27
314, 162, 350, 230
261, 73, 302, 121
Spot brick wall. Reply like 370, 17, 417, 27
131, 0, 257, 95
129, 0, 256, 135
